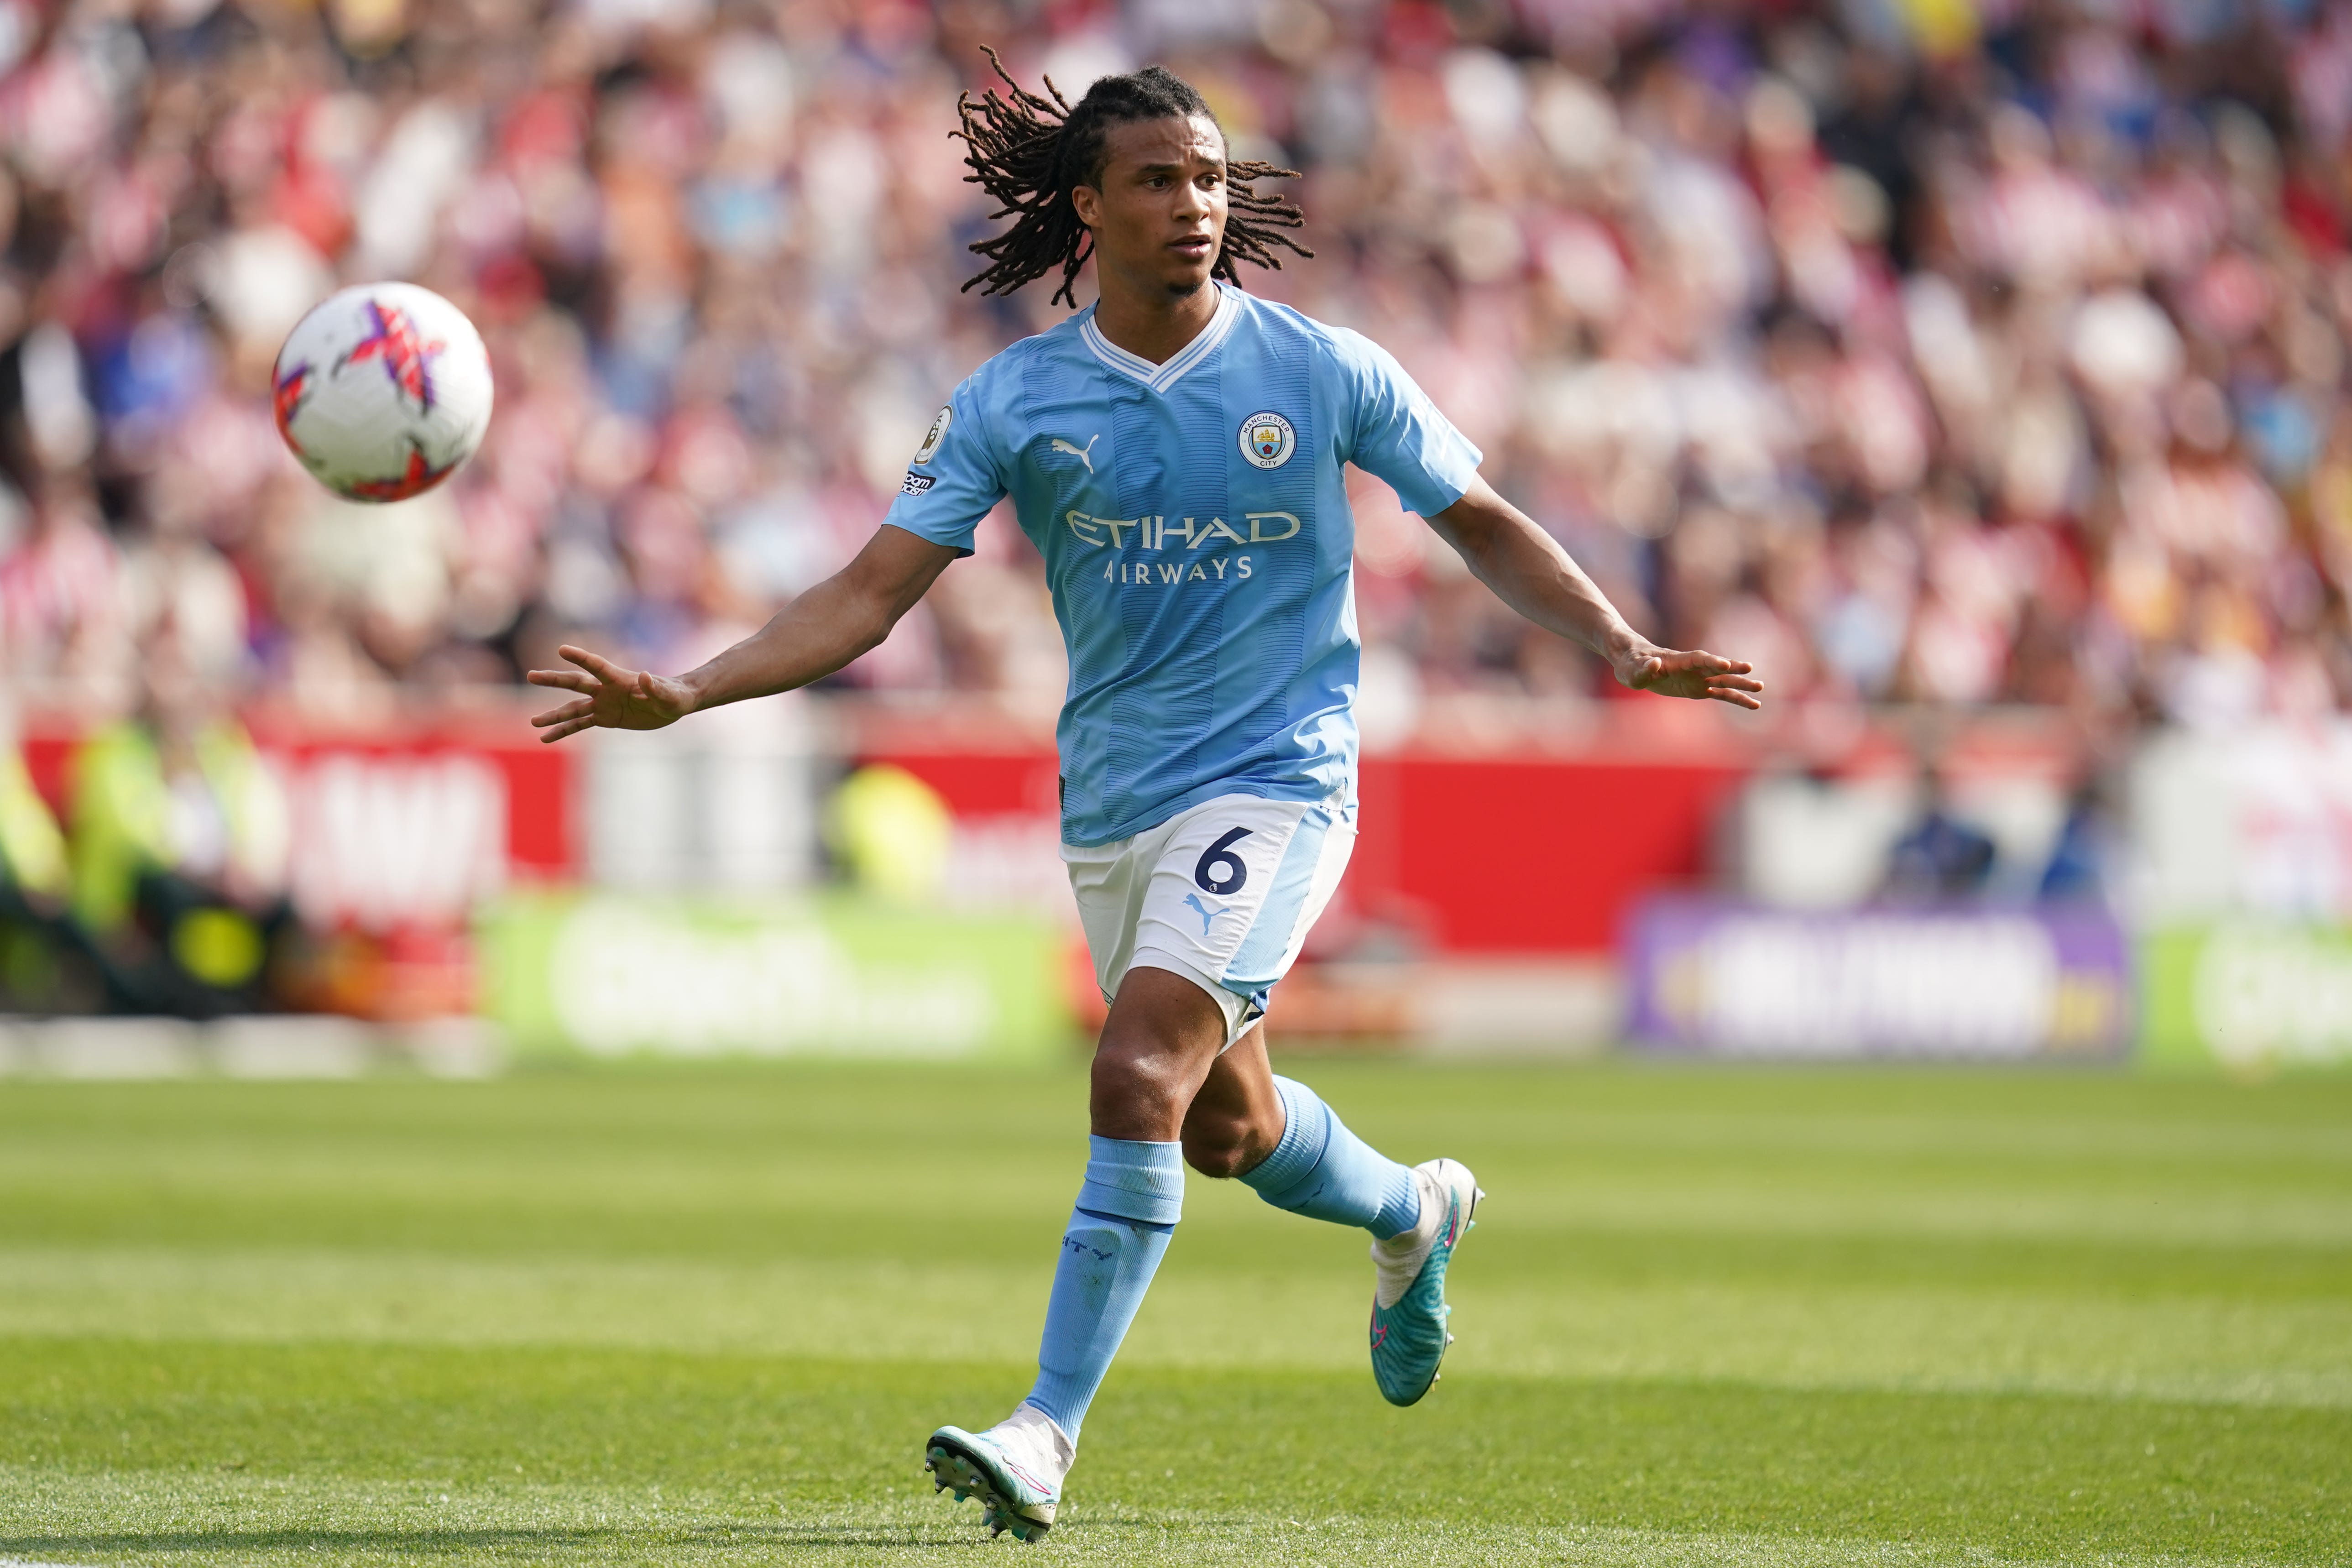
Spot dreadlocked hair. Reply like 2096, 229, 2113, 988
953, 47, 1312, 308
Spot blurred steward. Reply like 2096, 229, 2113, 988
1881, 769, 1997, 901
66, 628, 292, 1016
2038, 775, 2122, 907
0, 694, 102, 1012
826, 763, 951, 904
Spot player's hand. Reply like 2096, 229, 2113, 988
1613, 644, 1765, 710
527, 645, 695, 742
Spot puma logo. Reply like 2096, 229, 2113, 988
1182, 893, 1223, 936
1051, 434, 1100, 472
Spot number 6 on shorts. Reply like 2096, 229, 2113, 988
1194, 827, 1253, 896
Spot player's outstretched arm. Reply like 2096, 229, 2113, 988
527, 524, 961, 743
1427, 476, 1764, 710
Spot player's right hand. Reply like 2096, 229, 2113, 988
527, 645, 694, 742
1613, 645, 1766, 709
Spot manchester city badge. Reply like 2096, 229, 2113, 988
1238, 410, 1296, 469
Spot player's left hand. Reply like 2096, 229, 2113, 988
1614, 646, 1764, 709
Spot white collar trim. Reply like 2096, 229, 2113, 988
1081, 286, 1238, 394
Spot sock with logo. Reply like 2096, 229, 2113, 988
1021, 1136, 1181, 1443
1238, 1075, 1422, 1240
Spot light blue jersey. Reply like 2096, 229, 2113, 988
882, 283, 1482, 847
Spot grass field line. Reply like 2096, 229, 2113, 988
6, 1244, 2350, 1410
0, 1466, 2268, 1568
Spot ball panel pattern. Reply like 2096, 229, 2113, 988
272, 283, 493, 503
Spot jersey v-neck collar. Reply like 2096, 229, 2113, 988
1079, 284, 1239, 395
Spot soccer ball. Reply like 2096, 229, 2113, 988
272, 283, 493, 502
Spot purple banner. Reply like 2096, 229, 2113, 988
1625, 898, 2134, 1059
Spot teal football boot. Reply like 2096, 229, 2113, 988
1367, 1158, 1483, 1406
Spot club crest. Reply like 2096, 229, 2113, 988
1239, 410, 1296, 469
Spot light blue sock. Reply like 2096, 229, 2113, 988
1239, 1076, 1421, 1239
1022, 1136, 1182, 1442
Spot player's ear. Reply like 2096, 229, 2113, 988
1070, 182, 1102, 229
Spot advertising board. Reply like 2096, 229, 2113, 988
24, 712, 576, 933
2140, 922, 2352, 1071
2133, 722, 2352, 922
476, 891, 1074, 1062
1625, 898, 2133, 1059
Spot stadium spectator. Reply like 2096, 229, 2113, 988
0, 0, 2339, 736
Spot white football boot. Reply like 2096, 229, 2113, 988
924, 1402, 1072, 1542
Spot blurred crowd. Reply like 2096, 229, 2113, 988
0, 0, 2348, 738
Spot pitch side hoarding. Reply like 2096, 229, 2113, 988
2141, 922, 2352, 1071
1625, 898, 2134, 1059
22, 711, 576, 932
476, 891, 1074, 1062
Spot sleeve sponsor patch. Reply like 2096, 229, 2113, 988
899, 470, 936, 496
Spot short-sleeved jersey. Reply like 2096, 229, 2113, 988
883, 283, 1482, 847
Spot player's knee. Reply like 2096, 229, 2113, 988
1181, 1123, 1253, 1179
1181, 1100, 1280, 1179
1088, 1036, 1186, 1125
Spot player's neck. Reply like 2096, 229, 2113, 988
1090, 279, 1221, 366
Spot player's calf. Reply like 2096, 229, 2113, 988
928, 1135, 1180, 1541
1237, 1074, 1422, 1237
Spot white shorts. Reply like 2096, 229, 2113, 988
1063, 793, 1357, 1049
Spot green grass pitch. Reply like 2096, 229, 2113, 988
1, 1059, 2347, 1565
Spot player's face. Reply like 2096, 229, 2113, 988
1073, 114, 1229, 300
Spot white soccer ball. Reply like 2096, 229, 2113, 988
272, 283, 493, 502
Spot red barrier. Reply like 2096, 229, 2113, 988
1354, 755, 1747, 954
23, 701, 1744, 957
246, 712, 576, 893
855, 737, 1750, 957
21, 704, 577, 933
875, 749, 1061, 819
